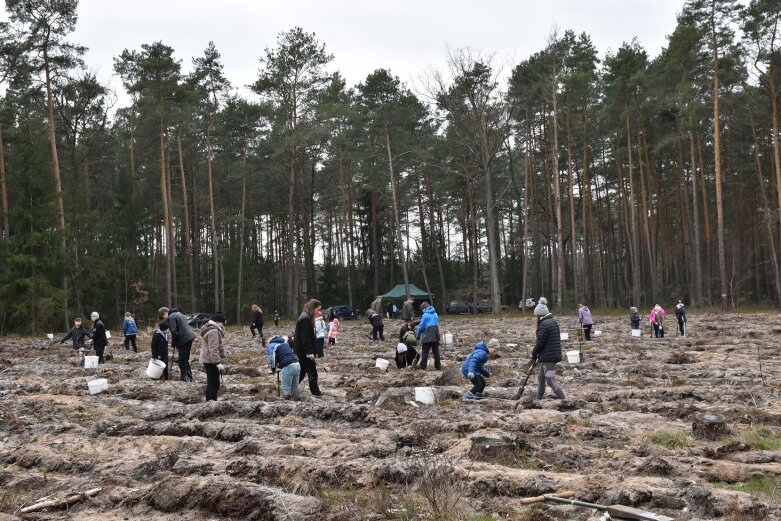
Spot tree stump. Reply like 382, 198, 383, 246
692, 412, 729, 440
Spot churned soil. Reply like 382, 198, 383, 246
1, 311, 780, 520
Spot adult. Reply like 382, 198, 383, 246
90, 311, 108, 364
462, 338, 500, 400
391, 303, 399, 319
250, 304, 264, 339
199, 312, 226, 401
122, 312, 138, 352
159, 307, 197, 381
416, 302, 441, 370
531, 298, 566, 400
675, 300, 687, 337
401, 298, 415, 321
650, 304, 666, 338
577, 304, 594, 341
294, 299, 323, 397
370, 295, 383, 315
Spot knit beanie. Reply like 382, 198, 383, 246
487, 338, 499, 348
212, 312, 226, 324
533, 297, 549, 316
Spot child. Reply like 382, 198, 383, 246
59, 317, 90, 365
395, 321, 419, 369
367, 309, 384, 341
650, 304, 666, 338
122, 312, 138, 352
273, 310, 280, 328
150, 322, 170, 380
630, 307, 641, 331
675, 300, 687, 336
314, 310, 326, 358
265, 335, 301, 400
462, 338, 500, 400
327, 315, 339, 346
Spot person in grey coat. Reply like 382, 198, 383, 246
159, 306, 197, 381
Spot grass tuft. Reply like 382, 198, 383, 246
740, 426, 781, 451
714, 475, 781, 498
647, 431, 697, 449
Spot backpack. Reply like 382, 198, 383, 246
403, 330, 417, 345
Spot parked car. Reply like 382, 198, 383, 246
323, 305, 361, 320
518, 298, 536, 310
445, 300, 473, 314
185, 313, 211, 328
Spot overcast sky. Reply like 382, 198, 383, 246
5, 0, 685, 100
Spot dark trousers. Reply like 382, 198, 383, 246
177, 339, 194, 381
316, 337, 325, 358
419, 342, 441, 370
94, 345, 106, 363
204, 363, 220, 401
582, 324, 592, 341
371, 324, 384, 341
124, 334, 137, 352
250, 324, 263, 338
469, 374, 486, 395
298, 356, 321, 395
395, 345, 419, 369
151, 344, 170, 380
678, 320, 685, 336
653, 323, 664, 338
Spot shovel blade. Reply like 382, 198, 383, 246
606, 505, 674, 521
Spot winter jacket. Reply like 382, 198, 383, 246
199, 321, 225, 364
91, 319, 107, 349
416, 306, 441, 344
401, 301, 415, 320
60, 325, 90, 348
650, 307, 666, 327
675, 305, 687, 323
315, 316, 326, 339
293, 312, 316, 358
368, 312, 383, 328
531, 314, 562, 363
578, 306, 594, 326
630, 312, 641, 329
122, 317, 138, 336
267, 335, 298, 371
398, 323, 415, 342
168, 309, 196, 348
150, 329, 168, 357
461, 341, 492, 378
328, 318, 339, 339
252, 311, 264, 329
370, 298, 384, 314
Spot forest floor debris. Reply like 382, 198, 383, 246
1, 312, 780, 519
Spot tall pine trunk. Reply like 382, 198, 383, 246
207, 121, 220, 311
480, 112, 502, 313
236, 147, 247, 323
0, 127, 8, 240
177, 131, 197, 311
160, 118, 173, 306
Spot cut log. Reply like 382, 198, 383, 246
692, 412, 728, 441
20, 488, 102, 513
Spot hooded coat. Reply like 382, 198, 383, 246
416, 306, 440, 343
532, 314, 562, 363
461, 341, 492, 378
199, 321, 225, 364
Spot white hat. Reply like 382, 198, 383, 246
487, 338, 499, 348
90, 311, 99, 320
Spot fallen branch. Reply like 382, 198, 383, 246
19, 487, 102, 514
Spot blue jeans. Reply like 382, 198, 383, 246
280, 362, 301, 398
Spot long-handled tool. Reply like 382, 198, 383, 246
521, 493, 674, 521
512, 358, 537, 410
276, 370, 281, 397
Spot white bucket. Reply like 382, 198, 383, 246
46, 333, 54, 340
414, 386, 436, 405
375, 358, 389, 371
147, 359, 166, 379
566, 350, 580, 364
105, 330, 112, 339
631, 329, 641, 337
88, 378, 107, 394
443, 332, 453, 345
560, 332, 569, 340
594, 330, 602, 336
84, 355, 99, 369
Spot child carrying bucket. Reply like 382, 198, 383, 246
59, 317, 90, 366
150, 322, 170, 380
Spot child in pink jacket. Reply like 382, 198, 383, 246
328, 316, 339, 346
649, 304, 666, 338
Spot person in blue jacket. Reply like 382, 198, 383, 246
416, 302, 441, 370
461, 338, 500, 400
265, 335, 301, 400
122, 312, 139, 352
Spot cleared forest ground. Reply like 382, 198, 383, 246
1, 312, 780, 520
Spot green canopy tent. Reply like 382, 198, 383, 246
379, 283, 433, 303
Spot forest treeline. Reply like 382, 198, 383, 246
0, 0, 780, 333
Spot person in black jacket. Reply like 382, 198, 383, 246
150, 321, 170, 380
294, 299, 322, 397
250, 304, 264, 339
367, 310, 384, 341
531, 298, 566, 400
675, 300, 687, 336
89, 311, 108, 364
59, 317, 90, 365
